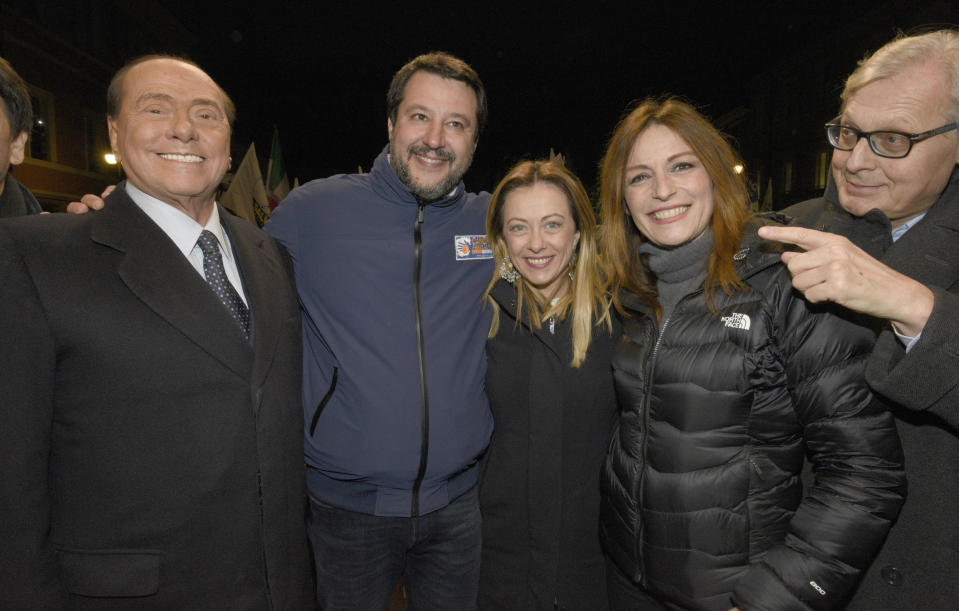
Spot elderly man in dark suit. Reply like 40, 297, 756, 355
761, 30, 959, 609
0, 55, 311, 608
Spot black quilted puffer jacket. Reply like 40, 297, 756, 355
600, 220, 906, 611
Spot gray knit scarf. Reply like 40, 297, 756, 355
639, 229, 715, 325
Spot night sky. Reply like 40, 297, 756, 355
163, 0, 951, 194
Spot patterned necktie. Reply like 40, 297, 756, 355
196, 230, 250, 340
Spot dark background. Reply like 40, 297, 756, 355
5, 0, 957, 205
156, 0, 955, 197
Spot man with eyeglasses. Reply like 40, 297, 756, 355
761, 30, 959, 609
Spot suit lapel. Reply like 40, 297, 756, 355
221, 209, 287, 391
90, 188, 253, 380
885, 176, 959, 289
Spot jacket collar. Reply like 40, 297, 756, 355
90, 184, 255, 379
818, 167, 959, 283
369, 143, 466, 209
221, 209, 288, 390
618, 215, 790, 319
489, 279, 571, 359
0, 173, 42, 217
733, 215, 797, 281
882, 168, 959, 287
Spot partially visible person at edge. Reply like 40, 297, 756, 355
479, 159, 618, 610
266, 52, 493, 610
597, 97, 906, 611
0, 57, 42, 217
760, 29, 959, 609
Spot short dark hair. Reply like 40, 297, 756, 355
387, 52, 486, 141
106, 54, 236, 127
0, 57, 33, 139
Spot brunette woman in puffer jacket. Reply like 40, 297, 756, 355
596, 97, 906, 611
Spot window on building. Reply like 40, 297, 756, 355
814, 151, 829, 189
27, 87, 55, 162
84, 109, 113, 174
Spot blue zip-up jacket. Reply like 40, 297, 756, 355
266, 145, 494, 517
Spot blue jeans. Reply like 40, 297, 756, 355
308, 485, 481, 611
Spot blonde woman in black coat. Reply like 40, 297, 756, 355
479, 160, 618, 610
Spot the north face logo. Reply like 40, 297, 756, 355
721, 313, 751, 330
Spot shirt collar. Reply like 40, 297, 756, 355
124, 182, 232, 260
891, 211, 927, 242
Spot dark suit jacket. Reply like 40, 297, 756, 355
784, 171, 959, 609
0, 186, 312, 609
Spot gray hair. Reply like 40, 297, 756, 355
843, 29, 959, 122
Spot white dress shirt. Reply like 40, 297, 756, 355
125, 182, 248, 305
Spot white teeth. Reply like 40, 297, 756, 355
159, 153, 203, 163
527, 257, 552, 265
652, 205, 689, 220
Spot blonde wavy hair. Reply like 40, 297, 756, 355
483, 159, 612, 367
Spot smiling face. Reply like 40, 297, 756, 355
623, 123, 715, 247
387, 71, 478, 201
501, 182, 580, 300
108, 58, 230, 218
832, 60, 959, 227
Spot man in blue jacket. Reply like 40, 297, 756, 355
266, 52, 494, 610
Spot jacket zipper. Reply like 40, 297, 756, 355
636, 314, 668, 585
635, 288, 702, 585
309, 367, 338, 436
411, 202, 430, 517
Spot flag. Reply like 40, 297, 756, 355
220, 143, 271, 227
266, 126, 290, 211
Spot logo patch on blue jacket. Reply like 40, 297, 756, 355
455, 235, 493, 260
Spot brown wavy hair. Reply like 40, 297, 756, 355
598, 97, 750, 317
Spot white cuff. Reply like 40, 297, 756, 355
893, 326, 921, 353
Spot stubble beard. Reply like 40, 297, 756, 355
390, 143, 473, 202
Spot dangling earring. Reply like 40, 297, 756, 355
500, 256, 519, 283
568, 241, 579, 280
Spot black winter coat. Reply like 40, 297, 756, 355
601, 221, 906, 611
480, 280, 619, 610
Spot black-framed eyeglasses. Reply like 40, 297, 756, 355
824, 118, 958, 158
